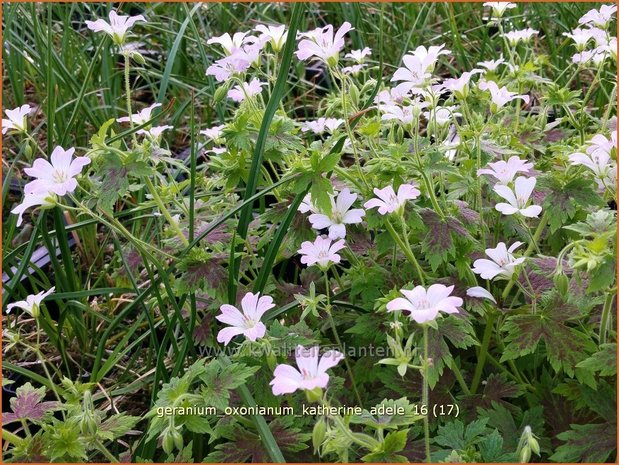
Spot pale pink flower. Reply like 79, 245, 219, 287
143, 125, 173, 140
381, 105, 418, 125
374, 87, 408, 106
569, 150, 615, 188
207, 31, 251, 55
200, 124, 225, 141
442, 70, 482, 98
472, 241, 525, 280
342, 64, 366, 75
298, 236, 346, 269
563, 28, 598, 50
477, 57, 507, 72
345, 47, 372, 63
478, 80, 529, 109
117, 102, 160, 125
270, 345, 344, 395
484, 2, 517, 19
296, 22, 353, 65
579, 5, 617, 28
24, 146, 90, 197
423, 106, 461, 127
364, 184, 420, 215
206, 54, 251, 82
391, 45, 450, 94
477, 156, 534, 184
301, 117, 344, 135
466, 286, 497, 304
11, 193, 56, 227
206, 146, 226, 155
85, 10, 146, 45
216, 292, 275, 346
443, 130, 460, 161
2, 104, 32, 134
307, 188, 365, 239
503, 28, 539, 46
6, 287, 55, 317
227, 78, 265, 102
298, 193, 318, 214
572, 49, 607, 65
255, 24, 287, 52
493, 176, 542, 217
386, 284, 462, 324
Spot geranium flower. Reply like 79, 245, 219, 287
200, 124, 225, 141
342, 64, 366, 75
386, 284, 462, 324
391, 44, 450, 93
478, 80, 529, 110
493, 176, 542, 217
301, 117, 344, 135
442, 70, 482, 98
563, 28, 598, 50
477, 57, 507, 72
227, 78, 265, 102
484, 2, 517, 19
477, 156, 534, 184
375, 87, 408, 106
215, 292, 275, 346
345, 47, 372, 63
143, 125, 173, 140
443, 130, 460, 161
307, 188, 365, 239
298, 236, 346, 269
7, 287, 55, 318
207, 31, 251, 55
579, 4, 617, 28
255, 24, 287, 52
298, 193, 318, 214
23, 146, 91, 197
381, 104, 419, 126
472, 241, 525, 280
503, 28, 539, 46
569, 150, 616, 189
466, 286, 497, 304
117, 102, 160, 126
364, 184, 420, 215
423, 106, 461, 127
296, 22, 353, 66
85, 10, 146, 45
2, 104, 32, 134
270, 345, 344, 395
11, 193, 56, 227
206, 54, 251, 82
572, 49, 608, 65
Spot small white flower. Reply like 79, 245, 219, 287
443, 69, 482, 99
255, 24, 287, 52
493, 176, 542, 217
297, 236, 346, 269
477, 156, 534, 185
301, 117, 344, 135
7, 287, 55, 318
563, 28, 597, 51
216, 292, 274, 346
478, 80, 529, 109
363, 184, 420, 215
11, 192, 56, 227
503, 28, 539, 46
23, 146, 91, 197
117, 102, 160, 125
296, 22, 354, 66
484, 2, 517, 19
2, 104, 33, 135
200, 124, 225, 141
386, 284, 462, 324
342, 64, 366, 75
345, 47, 372, 63
85, 10, 146, 46
579, 4, 617, 28
466, 286, 497, 304
307, 188, 365, 239
477, 57, 507, 72
472, 242, 525, 280
391, 45, 450, 94
423, 106, 461, 127
207, 31, 252, 55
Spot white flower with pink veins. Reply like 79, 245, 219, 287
215, 292, 275, 346
477, 156, 534, 185
23, 146, 91, 197
472, 242, 525, 280
364, 184, 421, 215
493, 176, 542, 218
297, 236, 346, 269
307, 188, 365, 239
270, 345, 344, 395
386, 284, 462, 324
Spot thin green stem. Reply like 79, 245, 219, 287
143, 177, 189, 246
384, 218, 426, 285
470, 311, 496, 394
599, 291, 615, 345
422, 324, 431, 463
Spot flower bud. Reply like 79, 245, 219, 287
162, 428, 175, 455
131, 51, 146, 65
519, 445, 531, 463
305, 387, 323, 403
553, 272, 569, 295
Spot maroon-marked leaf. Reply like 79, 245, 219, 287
3, 383, 58, 424
550, 423, 617, 463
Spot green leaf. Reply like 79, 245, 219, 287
98, 413, 141, 441
550, 423, 617, 463
576, 343, 617, 377
382, 429, 409, 453
199, 360, 260, 411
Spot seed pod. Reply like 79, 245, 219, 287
214, 85, 229, 104
131, 51, 146, 65
171, 427, 184, 451
162, 429, 175, 455
519, 445, 531, 463
312, 418, 326, 453
349, 84, 360, 107
553, 272, 569, 295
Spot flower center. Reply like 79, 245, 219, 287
52, 169, 68, 184
243, 315, 257, 329
317, 250, 329, 259
300, 368, 313, 379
